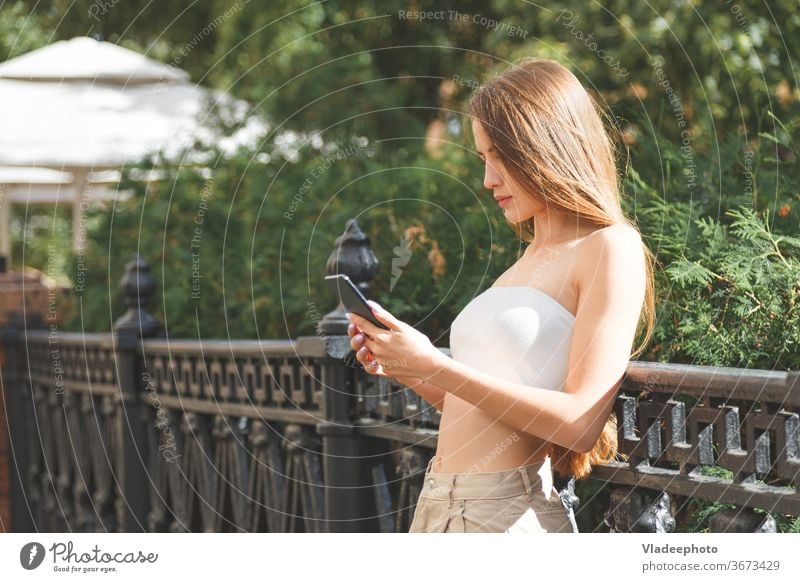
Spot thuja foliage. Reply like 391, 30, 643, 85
650, 205, 799, 369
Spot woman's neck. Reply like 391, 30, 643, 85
528, 213, 598, 252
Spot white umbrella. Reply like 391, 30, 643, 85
0, 36, 268, 258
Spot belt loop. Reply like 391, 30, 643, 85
518, 466, 535, 503
425, 455, 436, 474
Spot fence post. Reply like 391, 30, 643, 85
315, 218, 380, 532
2, 321, 34, 532
112, 254, 163, 531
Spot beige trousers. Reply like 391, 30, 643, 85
408, 454, 578, 533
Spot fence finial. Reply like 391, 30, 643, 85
113, 253, 162, 337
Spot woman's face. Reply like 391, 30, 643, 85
472, 120, 545, 223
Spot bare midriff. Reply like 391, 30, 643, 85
434, 394, 553, 473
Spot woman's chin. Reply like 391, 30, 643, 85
504, 211, 533, 224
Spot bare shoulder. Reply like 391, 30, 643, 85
576, 224, 643, 261
574, 224, 646, 298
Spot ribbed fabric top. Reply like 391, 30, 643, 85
449, 286, 575, 390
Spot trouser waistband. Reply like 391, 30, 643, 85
420, 454, 556, 503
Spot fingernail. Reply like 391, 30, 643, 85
367, 300, 382, 311
354, 334, 363, 344
345, 313, 352, 321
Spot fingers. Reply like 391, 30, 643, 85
347, 322, 361, 338
349, 323, 367, 352
354, 344, 371, 365
348, 321, 376, 370
347, 312, 379, 336
356, 344, 383, 374
346, 316, 386, 376
352, 338, 383, 374
349, 327, 369, 363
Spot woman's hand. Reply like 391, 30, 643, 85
346, 321, 423, 384
345, 300, 444, 379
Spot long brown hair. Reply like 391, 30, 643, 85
466, 57, 656, 480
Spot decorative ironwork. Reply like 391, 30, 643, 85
21, 333, 120, 532
592, 363, 800, 517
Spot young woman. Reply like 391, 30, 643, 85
346, 57, 655, 533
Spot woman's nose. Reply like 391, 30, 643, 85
483, 162, 502, 189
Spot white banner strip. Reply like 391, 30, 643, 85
1, 533, 798, 580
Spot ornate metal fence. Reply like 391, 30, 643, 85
2, 220, 798, 532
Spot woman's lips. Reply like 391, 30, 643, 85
496, 196, 512, 207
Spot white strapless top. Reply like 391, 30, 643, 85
449, 286, 575, 390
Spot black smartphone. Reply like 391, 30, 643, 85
325, 274, 390, 330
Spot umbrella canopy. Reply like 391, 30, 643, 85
0, 36, 268, 258
0, 36, 266, 168
0, 35, 189, 83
